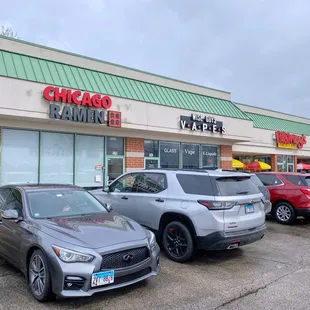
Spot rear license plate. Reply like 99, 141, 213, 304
91, 270, 115, 287
245, 205, 254, 214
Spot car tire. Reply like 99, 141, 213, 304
273, 202, 296, 225
28, 249, 54, 302
163, 221, 194, 263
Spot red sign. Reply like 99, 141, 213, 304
43, 86, 112, 109
108, 111, 122, 128
275, 131, 307, 149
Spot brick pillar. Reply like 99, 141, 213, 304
294, 155, 298, 172
220, 145, 232, 169
271, 154, 277, 172
125, 137, 145, 172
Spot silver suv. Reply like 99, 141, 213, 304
91, 169, 266, 263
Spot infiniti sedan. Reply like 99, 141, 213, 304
0, 184, 160, 302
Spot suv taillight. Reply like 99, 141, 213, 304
301, 188, 310, 196
197, 200, 236, 210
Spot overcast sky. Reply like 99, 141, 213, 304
1, 0, 310, 118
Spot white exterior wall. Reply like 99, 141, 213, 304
0, 76, 253, 145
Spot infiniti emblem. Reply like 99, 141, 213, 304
123, 253, 134, 262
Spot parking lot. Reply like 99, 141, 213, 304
1, 218, 310, 310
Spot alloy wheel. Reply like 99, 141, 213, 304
276, 205, 292, 222
165, 226, 188, 258
29, 254, 46, 296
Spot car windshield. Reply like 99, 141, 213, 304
251, 174, 264, 187
26, 189, 107, 219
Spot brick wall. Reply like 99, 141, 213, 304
220, 145, 232, 169
271, 154, 277, 172
294, 155, 298, 172
125, 137, 144, 171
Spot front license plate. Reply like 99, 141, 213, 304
91, 270, 115, 287
245, 205, 254, 214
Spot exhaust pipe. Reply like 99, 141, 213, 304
227, 243, 239, 250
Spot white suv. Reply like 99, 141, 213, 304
91, 169, 266, 263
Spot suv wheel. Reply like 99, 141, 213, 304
28, 249, 53, 302
163, 221, 194, 263
273, 202, 296, 225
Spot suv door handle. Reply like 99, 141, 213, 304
121, 196, 128, 200
155, 198, 164, 203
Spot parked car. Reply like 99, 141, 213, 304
250, 173, 272, 214
256, 172, 310, 224
0, 184, 160, 302
91, 168, 266, 263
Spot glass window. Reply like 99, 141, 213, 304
287, 156, 294, 163
40, 132, 74, 184
1, 129, 39, 184
145, 159, 159, 169
5, 189, 23, 216
109, 173, 137, 193
159, 141, 180, 169
0, 188, 12, 211
201, 145, 218, 169
144, 140, 159, 157
284, 175, 305, 186
214, 176, 261, 196
75, 135, 104, 187
106, 137, 124, 156
181, 143, 199, 169
26, 189, 108, 218
303, 176, 310, 186
133, 173, 167, 193
107, 158, 124, 183
176, 174, 214, 195
256, 174, 283, 186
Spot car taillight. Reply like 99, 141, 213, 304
301, 188, 310, 196
197, 200, 236, 210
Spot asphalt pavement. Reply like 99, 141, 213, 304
1, 217, 310, 310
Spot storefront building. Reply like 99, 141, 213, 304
0, 36, 309, 188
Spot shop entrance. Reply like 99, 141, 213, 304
106, 157, 124, 184
277, 155, 294, 172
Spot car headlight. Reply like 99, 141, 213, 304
147, 230, 156, 249
52, 245, 94, 263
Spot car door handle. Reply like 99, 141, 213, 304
155, 198, 164, 203
121, 196, 128, 200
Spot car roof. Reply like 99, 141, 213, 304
0, 184, 82, 192
255, 172, 310, 176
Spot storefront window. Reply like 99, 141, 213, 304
106, 137, 124, 156
1, 129, 39, 184
181, 143, 200, 169
201, 145, 219, 168
277, 155, 294, 172
75, 135, 104, 187
144, 140, 159, 157
40, 132, 74, 184
159, 141, 180, 169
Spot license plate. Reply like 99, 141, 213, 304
245, 205, 254, 213
91, 270, 115, 287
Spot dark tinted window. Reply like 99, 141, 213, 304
133, 173, 167, 193
176, 174, 214, 196
214, 176, 260, 196
284, 175, 306, 186
159, 142, 180, 169
201, 145, 218, 168
251, 174, 264, 187
182, 143, 199, 169
5, 190, 23, 216
106, 137, 124, 156
304, 177, 310, 186
144, 140, 159, 157
0, 188, 11, 211
256, 174, 283, 186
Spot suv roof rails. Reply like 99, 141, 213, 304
143, 167, 218, 173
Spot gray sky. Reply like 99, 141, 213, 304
1, 0, 310, 118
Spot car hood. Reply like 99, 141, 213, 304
36, 212, 148, 249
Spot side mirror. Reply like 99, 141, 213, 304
2, 209, 19, 221
106, 203, 113, 212
103, 185, 110, 193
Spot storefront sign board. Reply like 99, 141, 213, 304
275, 131, 306, 149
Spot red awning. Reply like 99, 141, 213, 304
297, 163, 310, 170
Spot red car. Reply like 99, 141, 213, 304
256, 172, 310, 224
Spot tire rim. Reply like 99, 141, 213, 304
165, 226, 188, 258
29, 255, 46, 296
276, 205, 292, 222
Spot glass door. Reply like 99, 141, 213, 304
145, 158, 159, 169
106, 157, 124, 184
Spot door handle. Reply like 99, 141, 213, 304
121, 196, 128, 200
155, 198, 164, 203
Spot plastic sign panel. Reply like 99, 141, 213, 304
275, 131, 306, 149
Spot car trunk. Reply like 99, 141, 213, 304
214, 176, 266, 232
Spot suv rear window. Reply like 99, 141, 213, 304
250, 174, 264, 187
283, 175, 306, 186
214, 176, 261, 196
176, 174, 214, 196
